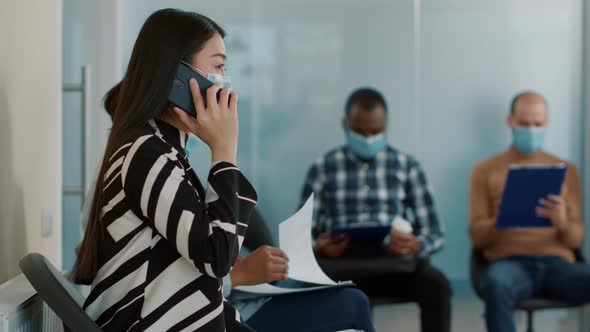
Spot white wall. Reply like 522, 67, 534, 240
0, 0, 62, 282
62, 0, 580, 289
118, 0, 584, 284
583, 2, 590, 325
419, 0, 583, 282
582, 0, 590, 236
583, 0, 590, 256
80, 0, 123, 193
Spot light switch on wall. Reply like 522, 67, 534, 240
42, 208, 53, 238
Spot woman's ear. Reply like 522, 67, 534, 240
170, 105, 186, 120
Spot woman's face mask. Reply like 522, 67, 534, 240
185, 133, 200, 157
182, 61, 232, 89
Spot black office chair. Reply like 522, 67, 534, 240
19, 253, 101, 332
243, 208, 276, 251
246, 210, 415, 311
470, 248, 584, 332
14, 210, 273, 332
317, 254, 416, 310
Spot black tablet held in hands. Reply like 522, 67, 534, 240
331, 222, 391, 242
168, 62, 214, 117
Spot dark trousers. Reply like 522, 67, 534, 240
246, 287, 376, 332
355, 259, 452, 332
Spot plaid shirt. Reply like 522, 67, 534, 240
301, 145, 444, 257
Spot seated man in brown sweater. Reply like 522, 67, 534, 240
469, 91, 590, 332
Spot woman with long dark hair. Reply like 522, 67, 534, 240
76, 8, 376, 332
74, 9, 256, 331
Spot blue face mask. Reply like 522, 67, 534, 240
182, 61, 232, 89
513, 126, 545, 155
185, 134, 200, 157
346, 130, 386, 159
206, 73, 232, 89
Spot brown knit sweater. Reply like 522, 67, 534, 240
469, 146, 583, 262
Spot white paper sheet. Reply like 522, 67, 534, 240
278, 194, 338, 285
234, 281, 353, 296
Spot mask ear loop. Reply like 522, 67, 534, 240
181, 60, 208, 77
181, 61, 231, 90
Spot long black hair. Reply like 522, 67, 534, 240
73, 9, 225, 284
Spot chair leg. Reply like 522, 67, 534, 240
526, 310, 534, 332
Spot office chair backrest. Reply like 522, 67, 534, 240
243, 208, 276, 251
19, 253, 101, 332
469, 249, 487, 298
574, 248, 586, 263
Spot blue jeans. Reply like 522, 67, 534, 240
246, 287, 375, 332
482, 255, 590, 332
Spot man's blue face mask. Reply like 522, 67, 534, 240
346, 130, 386, 159
513, 126, 545, 155
185, 134, 200, 157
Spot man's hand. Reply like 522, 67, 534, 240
537, 194, 568, 232
314, 233, 350, 258
388, 231, 421, 255
230, 246, 289, 287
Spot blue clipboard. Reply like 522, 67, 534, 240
331, 222, 391, 241
496, 164, 567, 229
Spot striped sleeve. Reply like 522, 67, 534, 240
121, 135, 257, 278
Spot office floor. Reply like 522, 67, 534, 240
373, 291, 584, 332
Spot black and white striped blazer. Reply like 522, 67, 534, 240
83, 119, 257, 331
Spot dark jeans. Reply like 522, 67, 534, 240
355, 259, 452, 332
246, 287, 376, 332
482, 255, 590, 332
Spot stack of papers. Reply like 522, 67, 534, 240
233, 282, 350, 296
234, 194, 353, 297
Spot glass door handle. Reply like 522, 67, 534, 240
62, 65, 91, 204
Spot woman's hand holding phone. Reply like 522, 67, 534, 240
173, 78, 238, 164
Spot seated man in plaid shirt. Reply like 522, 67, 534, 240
301, 88, 451, 332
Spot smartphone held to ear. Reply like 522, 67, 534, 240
168, 62, 214, 117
